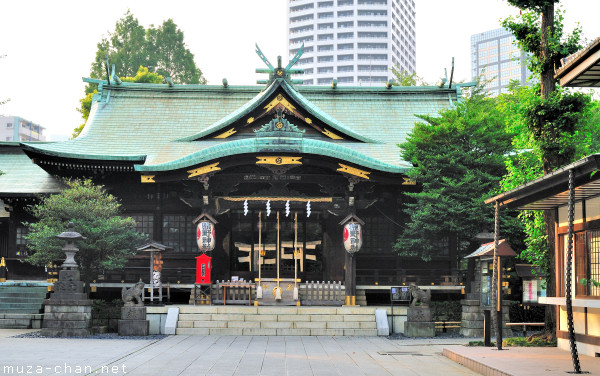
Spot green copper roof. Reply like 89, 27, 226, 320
0, 143, 62, 196
178, 78, 379, 143
136, 138, 409, 173
22, 80, 463, 175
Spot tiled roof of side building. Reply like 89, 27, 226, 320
0, 143, 62, 196
21, 80, 468, 174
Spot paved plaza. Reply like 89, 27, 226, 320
0, 330, 476, 376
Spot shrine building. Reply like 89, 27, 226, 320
0, 47, 471, 304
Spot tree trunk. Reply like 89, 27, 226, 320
540, 3, 555, 99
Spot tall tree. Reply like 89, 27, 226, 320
146, 19, 206, 84
390, 65, 428, 86
502, 1, 588, 341
394, 85, 515, 262
90, 10, 148, 81
25, 179, 145, 288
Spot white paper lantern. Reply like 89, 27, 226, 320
343, 222, 362, 254
196, 220, 216, 252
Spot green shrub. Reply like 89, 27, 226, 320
430, 300, 461, 321
91, 299, 122, 332
503, 336, 556, 347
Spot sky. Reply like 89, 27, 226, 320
1, 0, 599, 140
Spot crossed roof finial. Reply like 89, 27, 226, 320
255, 43, 305, 86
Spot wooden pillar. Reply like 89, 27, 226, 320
344, 252, 356, 305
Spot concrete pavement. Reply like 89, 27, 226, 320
0, 330, 476, 376
443, 345, 600, 376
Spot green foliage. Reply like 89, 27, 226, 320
390, 65, 428, 86
25, 179, 145, 284
506, 0, 558, 12
77, 11, 205, 137
503, 336, 556, 347
502, 7, 583, 77
395, 87, 514, 261
145, 19, 204, 84
120, 66, 163, 84
92, 299, 122, 332
90, 11, 204, 84
430, 301, 461, 321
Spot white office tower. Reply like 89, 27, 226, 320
471, 27, 532, 95
287, 0, 416, 86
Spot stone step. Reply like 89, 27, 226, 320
0, 302, 42, 310
0, 297, 47, 303
0, 291, 48, 298
0, 308, 42, 314
175, 305, 378, 336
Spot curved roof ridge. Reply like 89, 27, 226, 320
135, 138, 407, 174
279, 80, 379, 143
176, 81, 279, 142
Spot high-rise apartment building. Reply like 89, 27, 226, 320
287, 0, 416, 86
471, 27, 532, 95
0, 115, 46, 142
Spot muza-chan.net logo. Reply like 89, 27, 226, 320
3, 364, 127, 374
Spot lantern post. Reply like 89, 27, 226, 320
340, 214, 364, 306
193, 213, 218, 305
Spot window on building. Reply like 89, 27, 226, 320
338, 0, 354, 5
338, 10, 354, 17
487, 64, 498, 72
358, 64, 387, 72
357, 43, 387, 50
338, 21, 354, 28
290, 36, 313, 45
317, 77, 334, 84
162, 215, 196, 253
318, 56, 334, 63
318, 12, 334, 19
358, 32, 387, 38
290, 14, 314, 23
297, 57, 314, 65
358, 21, 387, 27
501, 70, 509, 77
489, 55, 498, 63
303, 68, 314, 74
338, 43, 354, 50
290, 25, 314, 34
318, 33, 334, 41
303, 79, 314, 85
512, 68, 521, 75
501, 53, 509, 61
290, 3, 314, 12
131, 214, 154, 239
358, 9, 387, 16
338, 65, 354, 72
501, 62, 510, 69
337, 77, 354, 83
358, 53, 387, 61
318, 66, 334, 74
15, 226, 29, 257
318, 23, 333, 30
358, 0, 387, 4
338, 32, 354, 39
338, 54, 354, 61
500, 45, 509, 52
6, 123, 12, 128
478, 50, 487, 57
318, 44, 334, 52
318, 1, 334, 7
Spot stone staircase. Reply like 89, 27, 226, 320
176, 306, 378, 336
0, 283, 49, 329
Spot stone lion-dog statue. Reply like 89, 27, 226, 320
408, 285, 431, 307
122, 280, 145, 307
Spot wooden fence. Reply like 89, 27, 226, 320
302, 281, 345, 306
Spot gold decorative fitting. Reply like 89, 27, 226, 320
256, 156, 302, 165
247, 117, 255, 124
402, 177, 416, 185
337, 163, 370, 180
187, 162, 221, 178
304, 117, 312, 124
214, 128, 236, 139
322, 128, 343, 140
276, 121, 284, 129
272, 286, 282, 297
141, 175, 156, 183
264, 94, 296, 113
277, 70, 283, 77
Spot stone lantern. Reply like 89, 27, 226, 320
41, 222, 92, 337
